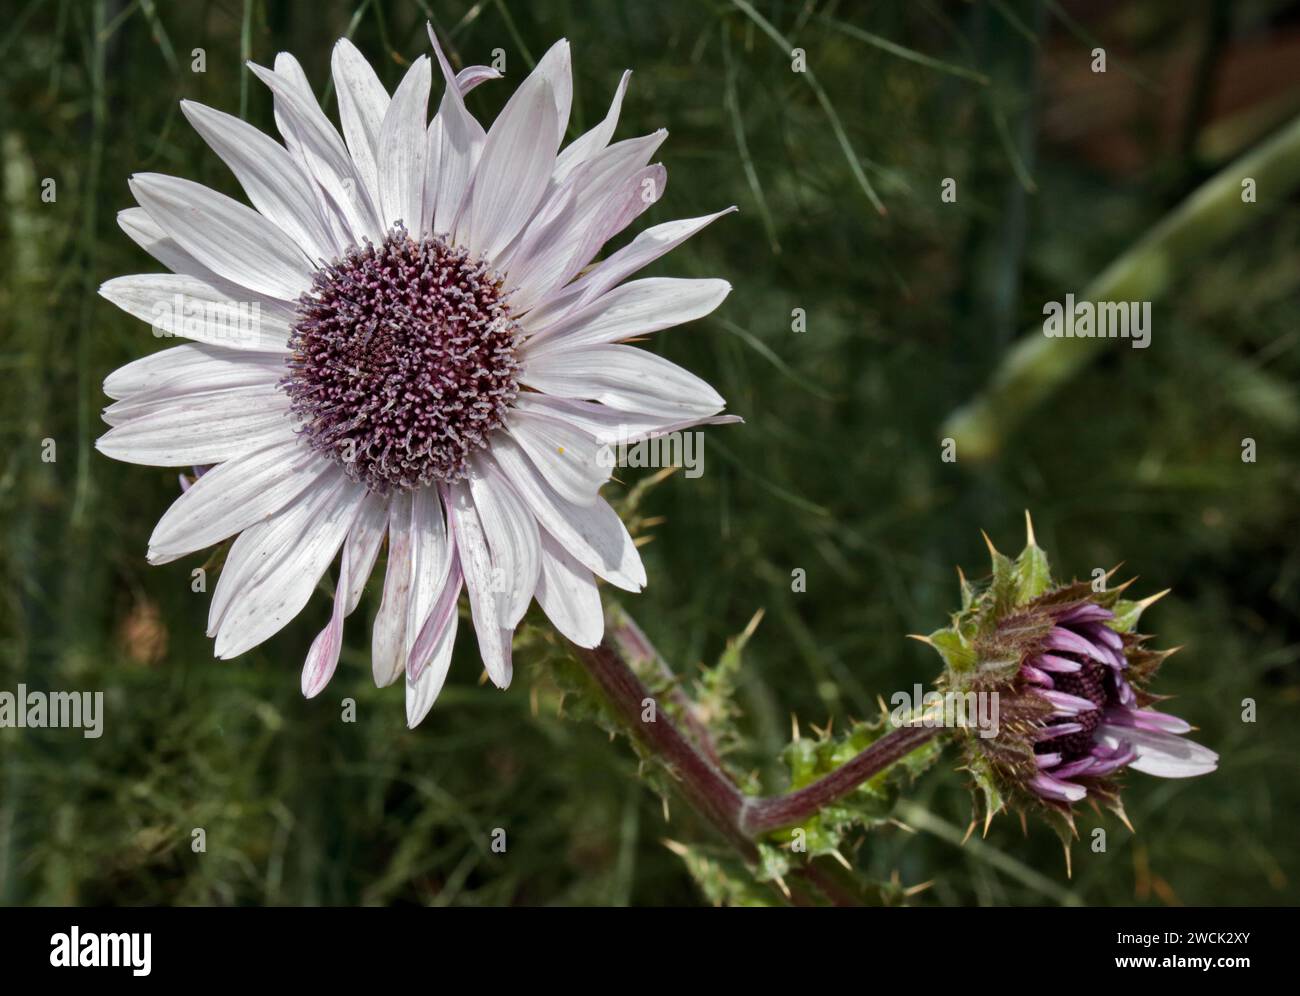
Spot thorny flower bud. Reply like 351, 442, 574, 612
917, 513, 1217, 844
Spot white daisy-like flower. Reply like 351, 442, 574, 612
98, 28, 738, 726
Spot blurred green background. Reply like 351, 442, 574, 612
2, 0, 1298, 906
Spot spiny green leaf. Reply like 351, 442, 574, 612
692, 609, 763, 761
987, 547, 1020, 622
1108, 590, 1166, 632
1015, 540, 1052, 603
958, 568, 977, 612
767, 717, 943, 862
928, 627, 978, 672
1109, 598, 1143, 632
672, 844, 777, 907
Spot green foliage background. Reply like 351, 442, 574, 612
2, 0, 1298, 905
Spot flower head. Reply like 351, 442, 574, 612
97, 29, 738, 726
919, 514, 1217, 833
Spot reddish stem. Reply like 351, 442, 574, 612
575, 641, 755, 857
738, 724, 939, 837
572, 607, 942, 878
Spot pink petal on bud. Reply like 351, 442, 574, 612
1083, 747, 1138, 777
1041, 689, 1099, 716
1056, 603, 1113, 625
1097, 724, 1218, 778
1021, 664, 1054, 687
1033, 653, 1082, 673
1080, 622, 1124, 652
1030, 773, 1087, 802
1044, 626, 1109, 664
1052, 757, 1098, 779
1105, 706, 1191, 734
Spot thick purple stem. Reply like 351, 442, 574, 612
575, 641, 755, 857
738, 724, 940, 837
572, 607, 941, 866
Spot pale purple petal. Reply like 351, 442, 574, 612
95, 387, 293, 467
522, 343, 725, 419
377, 56, 431, 230
371, 491, 414, 687
465, 73, 560, 258
510, 393, 742, 446
454, 65, 502, 95
250, 58, 383, 245
1043, 626, 1109, 664
180, 99, 339, 261
1096, 723, 1219, 778
1050, 757, 1100, 780
1021, 664, 1053, 687
523, 277, 731, 358
553, 69, 630, 182
129, 173, 313, 301
533, 531, 603, 648
427, 26, 487, 235
1040, 689, 1100, 716
210, 473, 364, 658
331, 37, 391, 212
505, 408, 612, 507
405, 558, 462, 728
1082, 746, 1138, 776
1033, 722, 1082, 741
531, 38, 572, 146
1079, 621, 1124, 652
522, 208, 737, 331
390, 488, 456, 698
147, 434, 330, 564
1104, 706, 1192, 734
1032, 653, 1083, 674
341, 492, 389, 614
507, 163, 667, 313
1030, 773, 1087, 803
466, 460, 542, 627
445, 481, 513, 688
484, 440, 645, 592
408, 554, 462, 686
1055, 603, 1113, 625
1115, 674, 1137, 705
103, 344, 284, 403
301, 537, 352, 699
100, 273, 293, 352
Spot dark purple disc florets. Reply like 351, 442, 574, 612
282, 228, 520, 493
1036, 659, 1110, 760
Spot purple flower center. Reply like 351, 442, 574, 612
1036, 660, 1111, 760
282, 228, 520, 493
